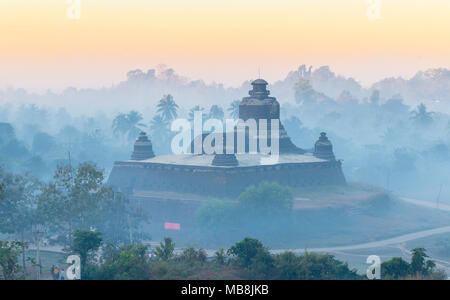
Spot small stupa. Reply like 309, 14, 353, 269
313, 132, 335, 161
131, 132, 155, 160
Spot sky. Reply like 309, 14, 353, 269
0, 0, 450, 92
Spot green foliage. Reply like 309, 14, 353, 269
381, 257, 410, 280
237, 181, 293, 215
0, 170, 41, 274
275, 251, 300, 279
246, 247, 276, 279
227, 237, 268, 268
1, 162, 149, 260
195, 198, 235, 229
410, 247, 432, 276
196, 182, 293, 232
96, 189, 148, 244
214, 248, 227, 265
177, 247, 207, 264
381, 248, 445, 280
227, 238, 360, 280
70, 229, 102, 269
154, 237, 175, 261
410, 103, 433, 127
72, 236, 381, 280
274, 250, 361, 280
38, 163, 110, 245
295, 252, 360, 280
0, 241, 27, 280
89, 244, 151, 280
0, 171, 40, 235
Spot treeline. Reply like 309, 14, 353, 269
2, 230, 445, 280
2, 80, 450, 198
60, 232, 364, 280
0, 96, 234, 178
0, 163, 149, 277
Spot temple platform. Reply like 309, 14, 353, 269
108, 153, 346, 197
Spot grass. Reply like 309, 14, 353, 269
291, 182, 387, 209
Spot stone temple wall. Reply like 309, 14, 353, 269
108, 160, 346, 198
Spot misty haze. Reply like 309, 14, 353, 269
0, 0, 449, 285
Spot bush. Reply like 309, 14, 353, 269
154, 237, 175, 261
177, 247, 207, 264
227, 237, 267, 268
89, 244, 151, 280
295, 252, 360, 280
237, 181, 293, 215
381, 248, 447, 280
70, 229, 102, 270
381, 257, 410, 279
0, 241, 26, 280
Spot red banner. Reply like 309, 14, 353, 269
164, 222, 181, 230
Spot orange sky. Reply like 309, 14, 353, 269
0, 0, 449, 92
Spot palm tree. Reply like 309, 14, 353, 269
410, 103, 433, 127
209, 105, 224, 120
188, 105, 206, 122
127, 111, 146, 141
112, 113, 128, 137
227, 100, 240, 119
149, 115, 172, 153
157, 94, 179, 122
112, 111, 146, 142
150, 115, 168, 133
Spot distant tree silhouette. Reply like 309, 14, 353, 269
32, 132, 55, 155
294, 78, 316, 105
369, 90, 380, 105
188, 105, 206, 122
410, 103, 433, 127
149, 114, 172, 154
157, 94, 179, 122
0, 123, 15, 146
149, 115, 168, 134
227, 100, 240, 119
209, 105, 224, 120
112, 111, 145, 142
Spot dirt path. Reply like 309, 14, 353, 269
270, 225, 450, 254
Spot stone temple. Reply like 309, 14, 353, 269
108, 79, 346, 198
